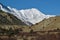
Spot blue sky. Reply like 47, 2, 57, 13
0, 0, 60, 15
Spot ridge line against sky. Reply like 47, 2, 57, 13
0, 0, 60, 15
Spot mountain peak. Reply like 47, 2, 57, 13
0, 3, 56, 26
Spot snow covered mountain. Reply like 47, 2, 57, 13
0, 3, 56, 26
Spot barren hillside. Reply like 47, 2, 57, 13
0, 10, 60, 40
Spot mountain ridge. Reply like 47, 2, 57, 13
0, 3, 60, 32
0, 10, 60, 32
0, 3, 56, 26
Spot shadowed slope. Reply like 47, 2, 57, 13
0, 10, 26, 25
0, 10, 28, 30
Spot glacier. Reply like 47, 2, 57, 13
0, 4, 56, 26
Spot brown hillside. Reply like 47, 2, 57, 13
0, 10, 60, 40
0, 10, 60, 32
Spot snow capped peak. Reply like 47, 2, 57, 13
0, 3, 56, 26
19, 8, 46, 25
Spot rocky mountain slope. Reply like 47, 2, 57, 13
0, 10, 60, 32
0, 10, 27, 30
0, 10, 60, 40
